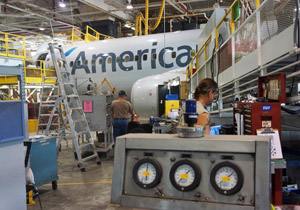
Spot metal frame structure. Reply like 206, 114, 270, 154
187, 0, 300, 115
111, 134, 271, 210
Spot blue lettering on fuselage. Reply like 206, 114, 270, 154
71, 43, 198, 74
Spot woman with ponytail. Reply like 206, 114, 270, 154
193, 78, 218, 135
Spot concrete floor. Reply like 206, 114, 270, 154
26, 139, 143, 210
26, 138, 300, 210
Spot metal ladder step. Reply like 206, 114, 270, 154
41, 95, 59, 98
70, 107, 82, 110
39, 114, 59, 117
40, 104, 56, 107
41, 100, 56, 103
38, 123, 59, 126
67, 94, 79, 98
64, 82, 75, 86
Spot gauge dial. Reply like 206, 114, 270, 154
170, 160, 201, 191
132, 158, 162, 189
210, 162, 243, 195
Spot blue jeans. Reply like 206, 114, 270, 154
113, 119, 128, 144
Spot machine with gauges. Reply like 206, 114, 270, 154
111, 133, 271, 210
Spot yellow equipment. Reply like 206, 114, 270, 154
165, 100, 179, 117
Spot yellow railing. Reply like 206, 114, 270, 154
215, 0, 239, 50
186, 0, 261, 80
24, 59, 56, 84
186, 34, 212, 80
72, 27, 85, 43
0, 31, 26, 59
72, 26, 114, 44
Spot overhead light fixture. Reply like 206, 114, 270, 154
39, 27, 45, 31
58, 0, 66, 8
126, 0, 133, 9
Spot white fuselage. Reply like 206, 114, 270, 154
47, 29, 201, 99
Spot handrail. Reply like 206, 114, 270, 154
0, 31, 26, 59
72, 26, 114, 44
23, 59, 56, 84
72, 27, 85, 44
186, 0, 241, 80
215, 0, 239, 50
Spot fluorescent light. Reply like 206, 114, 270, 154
131, 27, 135, 30
59, 0, 66, 8
124, 24, 131, 28
39, 27, 45, 31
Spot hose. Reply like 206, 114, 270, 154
135, 14, 139, 36
135, 0, 165, 35
145, 0, 149, 35
149, 0, 165, 31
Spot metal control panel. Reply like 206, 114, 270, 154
111, 134, 271, 210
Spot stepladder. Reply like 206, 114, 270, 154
38, 43, 101, 172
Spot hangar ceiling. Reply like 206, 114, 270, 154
0, 0, 235, 49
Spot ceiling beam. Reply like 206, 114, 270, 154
0, 2, 80, 29
79, 0, 134, 21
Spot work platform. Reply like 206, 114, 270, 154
188, 0, 300, 114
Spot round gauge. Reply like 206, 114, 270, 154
210, 161, 244, 195
169, 159, 201, 191
132, 158, 162, 189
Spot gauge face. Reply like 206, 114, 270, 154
132, 158, 162, 189
170, 160, 201, 191
210, 162, 243, 195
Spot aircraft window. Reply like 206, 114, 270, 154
91, 59, 96, 65
108, 57, 112, 64
135, 55, 139, 61
70, 61, 74, 67
77, 60, 81, 66
125, 56, 130, 62
116, 57, 120, 63
99, 58, 103, 65
143, 54, 147, 61
84, 60, 88, 65
190, 49, 196, 57
171, 52, 176, 58
152, 53, 157, 60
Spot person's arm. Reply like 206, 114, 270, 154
196, 113, 210, 135
129, 104, 135, 122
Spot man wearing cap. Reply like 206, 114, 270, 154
111, 90, 135, 146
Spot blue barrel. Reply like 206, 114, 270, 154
185, 99, 197, 113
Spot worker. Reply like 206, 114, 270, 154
193, 78, 218, 135
111, 90, 135, 147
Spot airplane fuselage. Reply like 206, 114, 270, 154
47, 29, 201, 98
